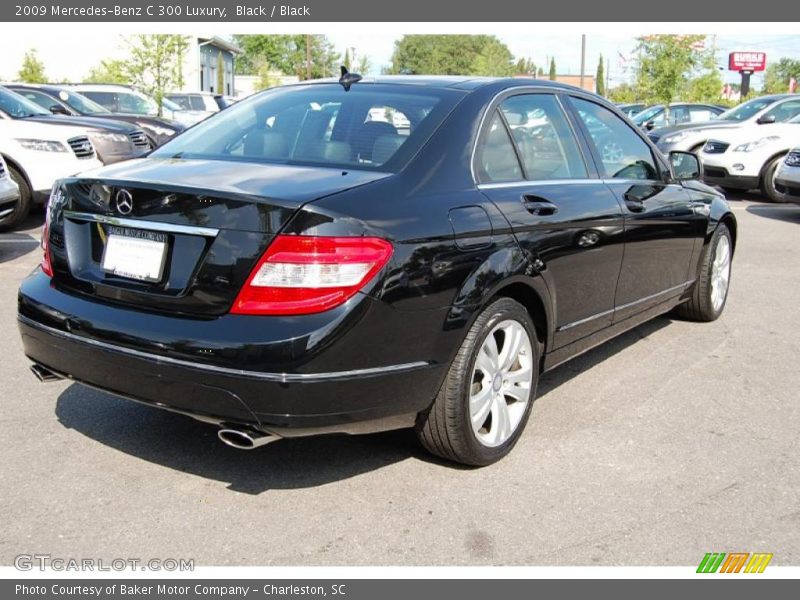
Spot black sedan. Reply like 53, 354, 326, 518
6, 83, 186, 148
18, 76, 736, 466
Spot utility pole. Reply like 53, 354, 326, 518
579, 34, 586, 90
306, 34, 312, 80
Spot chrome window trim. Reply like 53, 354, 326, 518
63, 210, 219, 237
19, 315, 432, 383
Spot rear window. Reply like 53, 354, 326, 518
152, 83, 463, 172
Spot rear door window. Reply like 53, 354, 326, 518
475, 111, 523, 183
498, 94, 588, 180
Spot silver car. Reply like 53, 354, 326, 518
775, 148, 800, 205
0, 154, 20, 221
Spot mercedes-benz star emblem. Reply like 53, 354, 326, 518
114, 189, 134, 215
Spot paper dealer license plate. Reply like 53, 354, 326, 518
101, 226, 167, 282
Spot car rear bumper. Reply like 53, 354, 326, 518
18, 271, 448, 436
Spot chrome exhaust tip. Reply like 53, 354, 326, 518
31, 363, 63, 383
217, 428, 279, 450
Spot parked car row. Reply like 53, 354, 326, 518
620, 94, 800, 203
0, 83, 205, 230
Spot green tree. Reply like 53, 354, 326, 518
686, 62, 723, 103
343, 48, 352, 71
514, 57, 537, 77
471, 38, 514, 76
17, 49, 47, 83
254, 59, 283, 90
85, 59, 131, 84
355, 54, 371, 75
763, 58, 800, 94
125, 34, 190, 116
633, 34, 709, 105
388, 35, 513, 75
607, 83, 638, 103
231, 34, 338, 80
596, 55, 605, 96
216, 52, 225, 94
549, 57, 557, 81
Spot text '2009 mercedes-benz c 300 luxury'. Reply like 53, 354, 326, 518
18, 74, 736, 466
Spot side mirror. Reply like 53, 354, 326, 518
757, 114, 777, 124
645, 120, 656, 131
49, 104, 69, 115
670, 151, 702, 181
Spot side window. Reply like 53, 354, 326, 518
19, 90, 54, 110
571, 97, 659, 181
669, 106, 689, 125
763, 99, 800, 122
169, 95, 191, 110
190, 96, 207, 111
499, 94, 588, 180
690, 107, 715, 122
475, 111, 523, 183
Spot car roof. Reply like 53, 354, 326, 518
285, 75, 590, 94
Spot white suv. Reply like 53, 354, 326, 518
0, 154, 19, 222
698, 115, 800, 202
0, 118, 102, 230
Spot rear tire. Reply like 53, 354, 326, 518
760, 155, 789, 203
416, 297, 539, 466
0, 165, 32, 232
674, 223, 732, 322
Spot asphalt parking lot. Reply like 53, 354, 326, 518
1, 194, 798, 567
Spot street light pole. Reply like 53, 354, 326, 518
579, 34, 586, 90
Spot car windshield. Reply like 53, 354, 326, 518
632, 105, 664, 125
58, 90, 110, 114
717, 97, 778, 121
152, 83, 463, 172
0, 87, 50, 118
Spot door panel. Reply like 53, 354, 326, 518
481, 181, 625, 348
603, 179, 701, 320
565, 95, 702, 322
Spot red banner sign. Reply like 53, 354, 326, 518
728, 52, 767, 72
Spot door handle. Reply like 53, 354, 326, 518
521, 195, 558, 216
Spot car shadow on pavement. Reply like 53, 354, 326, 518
745, 204, 800, 224
537, 315, 671, 398
0, 232, 39, 263
54, 384, 424, 494
54, 315, 674, 492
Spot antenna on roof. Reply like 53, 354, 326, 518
338, 65, 362, 92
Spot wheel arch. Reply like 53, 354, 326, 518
759, 149, 790, 182
0, 154, 32, 191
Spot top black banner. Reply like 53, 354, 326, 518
2, 0, 798, 21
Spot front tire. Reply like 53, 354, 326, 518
0, 165, 32, 232
760, 155, 788, 203
674, 224, 732, 322
416, 297, 539, 466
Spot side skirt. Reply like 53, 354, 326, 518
542, 294, 686, 372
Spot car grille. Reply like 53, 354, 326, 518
67, 136, 95, 159
703, 141, 729, 154
128, 130, 151, 150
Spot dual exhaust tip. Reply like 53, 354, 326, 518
31, 362, 278, 451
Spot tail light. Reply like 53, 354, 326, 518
231, 235, 393, 315
40, 188, 56, 278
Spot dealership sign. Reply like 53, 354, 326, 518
728, 52, 767, 72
